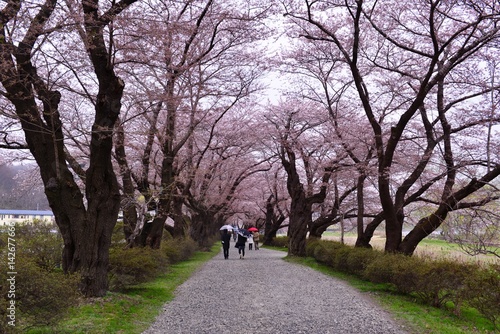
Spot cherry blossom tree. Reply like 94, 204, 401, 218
282, 0, 500, 254
0, 0, 137, 296
278, 36, 378, 243
266, 98, 348, 256
110, 0, 271, 248
179, 104, 271, 247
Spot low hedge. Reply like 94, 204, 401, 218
108, 246, 169, 291
162, 237, 198, 263
306, 239, 499, 330
0, 225, 80, 334
108, 237, 199, 291
269, 236, 289, 248
0, 224, 202, 332
463, 264, 500, 328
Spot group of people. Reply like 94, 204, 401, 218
220, 228, 260, 260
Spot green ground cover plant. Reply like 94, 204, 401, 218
25, 244, 220, 333
286, 255, 498, 334
0, 222, 212, 333
0, 224, 81, 334
290, 237, 499, 333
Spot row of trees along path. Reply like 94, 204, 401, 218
0, 1, 499, 298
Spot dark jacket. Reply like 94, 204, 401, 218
221, 231, 231, 249
236, 234, 247, 247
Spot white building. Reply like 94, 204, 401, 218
0, 209, 55, 226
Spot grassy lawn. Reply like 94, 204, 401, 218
27, 244, 220, 334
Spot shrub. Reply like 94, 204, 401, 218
270, 236, 289, 248
305, 239, 321, 257
311, 242, 331, 264
162, 237, 198, 263
0, 254, 80, 333
331, 246, 352, 272
1, 223, 79, 332
412, 259, 474, 308
15, 223, 64, 271
463, 264, 500, 330
311, 240, 345, 266
345, 247, 382, 276
363, 253, 403, 286
389, 255, 429, 295
108, 246, 169, 291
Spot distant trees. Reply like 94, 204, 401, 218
0, 165, 49, 210
444, 203, 500, 259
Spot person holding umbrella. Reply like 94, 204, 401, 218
235, 228, 250, 259
220, 225, 233, 259
232, 224, 237, 241
248, 227, 260, 250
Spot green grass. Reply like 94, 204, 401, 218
27, 244, 220, 334
284, 255, 498, 334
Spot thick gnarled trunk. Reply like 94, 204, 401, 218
172, 195, 188, 237
190, 211, 219, 249
0, 0, 133, 297
288, 194, 311, 257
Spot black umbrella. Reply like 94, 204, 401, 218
236, 228, 251, 237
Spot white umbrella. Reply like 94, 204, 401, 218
220, 224, 234, 231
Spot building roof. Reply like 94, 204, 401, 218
0, 209, 54, 215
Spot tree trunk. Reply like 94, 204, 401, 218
380, 174, 402, 252
288, 191, 310, 257
143, 152, 176, 248
145, 198, 167, 249
1, 37, 122, 299
262, 207, 285, 246
399, 214, 441, 255
37, 94, 121, 297
114, 121, 137, 243
79, 0, 133, 296
263, 195, 276, 245
354, 174, 369, 247
190, 211, 218, 249
399, 166, 500, 254
308, 225, 325, 239
172, 193, 188, 238
309, 214, 338, 239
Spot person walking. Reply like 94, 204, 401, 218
253, 231, 260, 250
235, 232, 247, 259
221, 229, 231, 259
248, 233, 254, 250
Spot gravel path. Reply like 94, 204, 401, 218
143, 246, 409, 334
